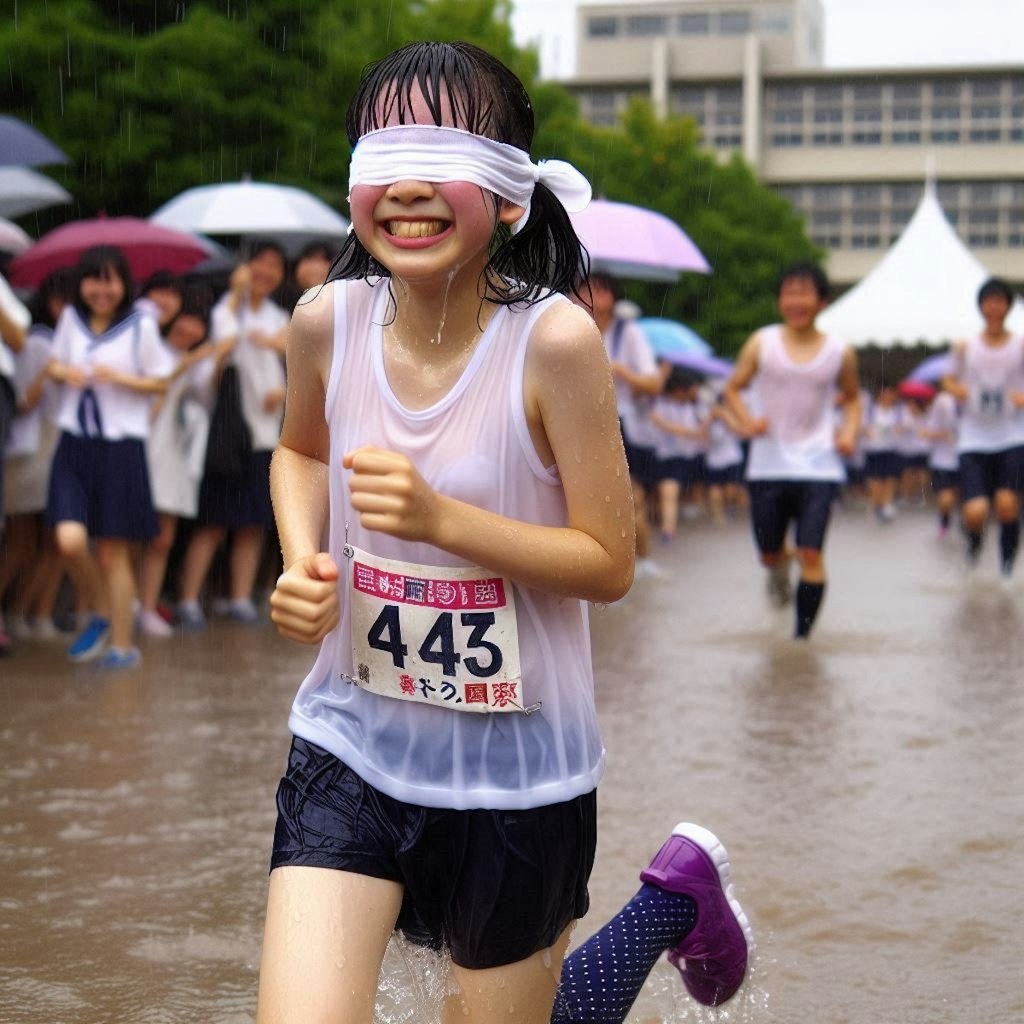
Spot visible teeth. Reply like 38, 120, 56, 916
387, 220, 447, 238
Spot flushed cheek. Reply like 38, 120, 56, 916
350, 185, 388, 237
437, 182, 495, 228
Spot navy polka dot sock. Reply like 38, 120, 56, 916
551, 883, 697, 1023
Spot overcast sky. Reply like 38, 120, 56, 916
511, 0, 1024, 79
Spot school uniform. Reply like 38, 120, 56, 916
705, 416, 744, 486
4, 326, 59, 517
896, 402, 931, 471
928, 391, 961, 493
196, 294, 287, 529
146, 350, 216, 520
0, 274, 32, 524
651, 397, 707, 485
954, 333, 1024, 501
603, 317, 658, 488
863, 403, 903, 481
46, 307, 175, 540
745, 325, 847, 554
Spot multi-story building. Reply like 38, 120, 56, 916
567, 0, 1024, 286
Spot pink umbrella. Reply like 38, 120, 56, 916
571, 199, 711, 282
8, 215, 210, 288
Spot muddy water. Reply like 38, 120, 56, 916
2, 508, 1023, 1023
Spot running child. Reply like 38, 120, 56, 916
704, 393, 748, 524
259, 41, 751, 1024
585, 274, 665, 574
921, 385, 960, 537
649, 367, 709, 541
862, 385, 903, 522
46, 246, 176, 668
942, 277, 1024, 573
725, 262, 860, 638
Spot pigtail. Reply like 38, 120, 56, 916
487, 183, 590, 307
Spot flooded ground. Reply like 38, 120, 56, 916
2, 505, 1023, 1023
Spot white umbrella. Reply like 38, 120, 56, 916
0, 217, 32, 255
151, 180, 350, 250
0, 167, 72, 219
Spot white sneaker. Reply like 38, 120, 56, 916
138, 609, 174, 638
30, 618, 61, 641
7, 614, 33, 640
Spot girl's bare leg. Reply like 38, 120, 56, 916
256, 866, 403, 1024
178, 526, 226, 604
139, 513, 178, 612
657, 479, 680, 540
55, 522, 107, 617
229, 524, 265, 601
95, 539, 136, 650
445, 924, 573, 1024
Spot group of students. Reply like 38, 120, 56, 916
8, 36, 1023, 1024
0, 239, 337, 664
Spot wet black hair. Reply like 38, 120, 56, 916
977, 277, 1014, 310
295, 241, 335, 266
666, 366, 704, 392
587, 272, 624, 302
777, 261, 830, 301
329, 41, 588, 306
73, 246, 135, 326
140, 269, 183, 297
28, 266, 77, 328
245, 239, 288, 268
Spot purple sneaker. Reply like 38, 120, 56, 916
639, 822, 753, 1007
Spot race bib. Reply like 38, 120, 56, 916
344, 546, 527, 714
976, 388, 1008, 420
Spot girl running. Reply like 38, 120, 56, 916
258, 41, 749, 1024
46, 246, 175, 668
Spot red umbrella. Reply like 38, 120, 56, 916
898, 379, 937, 401
7, 215, 210, 288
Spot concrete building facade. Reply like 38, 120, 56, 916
568, 0, 1024, 286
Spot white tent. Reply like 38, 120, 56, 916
818, 181, 1024, 348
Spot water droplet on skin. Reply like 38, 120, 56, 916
620, 529, 627, 538
604, 495, 611, 503
541, 948, 552, 969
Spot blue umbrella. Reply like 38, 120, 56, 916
669, 351, 735, 378
0, 116, 69, 168
908, 352, 953, 382
638, 317, 713, 358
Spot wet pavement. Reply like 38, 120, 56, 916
2, 504, 1023, 1023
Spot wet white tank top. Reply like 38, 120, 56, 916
288, 280, 606, 811
746, 325, 846, 482
955, 333, 1024, 453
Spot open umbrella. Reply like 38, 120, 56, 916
0, 167, 73, 218
898, 379, 937, 401
7, 216, 211, 288
908, 352, 953, 382
638, 317, 713, 358
151, 180, 350, 250
0, 116, 69, 168
571, 199, 711, 282
0, 217, 32, 256
667, 351, 734, 378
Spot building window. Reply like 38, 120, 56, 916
853, 210, 881, 227
771, 85, 805, 105
931, 80, 963, 99
812, 234, 842, 249
970, 128, 1002, 143
813, 108, 842, 124
715, 111, 742, 127
719, 11, 752, 34
852, 130, 882, 144
851, 234, 882, 249
932, 106, 961, 122
715, 85, 743, 105
892, 130, 922, 144
971, 78, 1003, 98
771, 132, 804, 147
893, 82, 922, 101
811, 185, 842, 206
852, 83, 882, 102
890, 184, 921, 205
931, 129, 961, 143
760, 9, 791, 34
893, 106, 922, 123
626, 15, 667, 36
969, 231, 999, 247
812, 84, 843, 104
773, 108, 804, 125
678, 13, 710, 34
712, 133, 743, 149
811, 211, 842, 228
587, 16, 618, 37
812, 131, 843, 145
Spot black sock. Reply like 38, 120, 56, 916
999, 520, 1020, 570
552, 884, 696, 1024
966, 530, 983, 561
795, 581, 826, 638
940, 511, 951, 529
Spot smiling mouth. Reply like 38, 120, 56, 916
385, 220, 450, 239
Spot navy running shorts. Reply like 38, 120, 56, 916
654, 455, 705, 486
930, 468, 960, 494
270, 737, 597, 971
958, 447, 1024, 503
864, 450, 901, 481
748, 478, 838, 554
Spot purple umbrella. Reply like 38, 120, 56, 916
0, 116, 69, 168
571, 199, 711, 282
668, 351, 734, 378
908, 352, 953, 382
